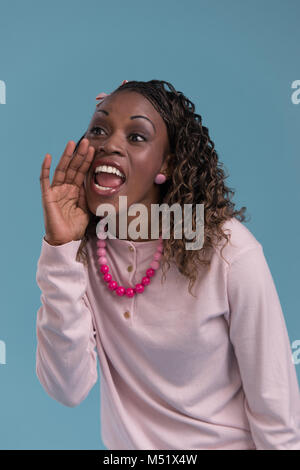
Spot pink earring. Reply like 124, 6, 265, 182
154, 173, 166, 184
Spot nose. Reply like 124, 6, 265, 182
96, 138, 126, 157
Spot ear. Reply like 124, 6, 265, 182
160, 152, 174, 179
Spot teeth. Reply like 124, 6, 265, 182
94, 182, 113, 190
94, 165, 125, 179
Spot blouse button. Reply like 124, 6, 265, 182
129, 246, 134, 252
127, 265, 133, 272
124, 311, 130, 319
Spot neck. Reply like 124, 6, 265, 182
113, 212, 161, 242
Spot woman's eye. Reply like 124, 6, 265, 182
89, 127, 146, 142
130, 134, 146, 142
90, 126, 105, 136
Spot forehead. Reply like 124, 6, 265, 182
92, 90, 164, 128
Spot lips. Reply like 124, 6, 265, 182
90, 158, 127, 197
91, 158, 127, 181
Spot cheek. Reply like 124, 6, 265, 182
132, 157, 158, 180
130, 168, 155, 189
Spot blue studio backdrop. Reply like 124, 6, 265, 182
0, 0, 299, 450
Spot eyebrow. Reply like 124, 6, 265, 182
96, 109, 156, 133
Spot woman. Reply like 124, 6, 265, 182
36, 79, 300, 450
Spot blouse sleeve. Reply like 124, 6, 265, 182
227, 243, 300, 450
35, 237, 98, 407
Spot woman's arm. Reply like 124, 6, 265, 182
227, 244, 300, 450
35, 237, 98, 408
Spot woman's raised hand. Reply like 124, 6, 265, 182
39, 138, 95, 246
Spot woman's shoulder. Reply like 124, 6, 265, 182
213, 217, 263, 265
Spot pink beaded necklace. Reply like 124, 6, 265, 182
96, 228, 164, 298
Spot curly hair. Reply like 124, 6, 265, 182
74, 79, 250, 297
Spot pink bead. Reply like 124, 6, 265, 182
135, 283, 144, 293
141, 276, 150, 286
116, 286, 125, 296
150, 260, 160, 270
146, 268, 155, 277
100, 264, 109, 274
95, 236, 163, 298
108, 280, 118, 290
125, 288, 135, 298
103, 273, 112, 282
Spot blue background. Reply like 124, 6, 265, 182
0, 0, 299, 450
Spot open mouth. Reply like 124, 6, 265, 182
92, 164, 126, 194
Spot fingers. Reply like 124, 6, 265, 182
72, 144, 95, 189
40, 153, 52, 195
52, 138, 94, 188
64, 138, 91, 185
52, 140, 77, 186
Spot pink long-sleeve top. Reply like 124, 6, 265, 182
35, 217, 300, 450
